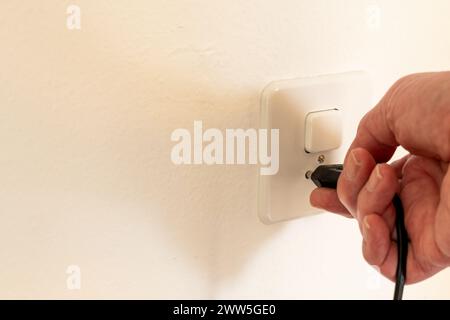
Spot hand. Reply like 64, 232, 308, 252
310, 72, 450, 284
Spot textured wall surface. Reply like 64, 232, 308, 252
0, 0, 449, 299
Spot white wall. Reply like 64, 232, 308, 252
0, 0, 449, 299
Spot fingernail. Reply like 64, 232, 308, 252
362, 216, 371, 240
345, 150, 361, 180
366, 165, 383, 192
363, 216, 371, 230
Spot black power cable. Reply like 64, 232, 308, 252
310, 164, 408, 300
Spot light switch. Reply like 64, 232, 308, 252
305, 109, 342, 153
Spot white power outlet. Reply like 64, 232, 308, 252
258, 71, 371, 224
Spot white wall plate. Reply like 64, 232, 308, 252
258, 72, 371, 224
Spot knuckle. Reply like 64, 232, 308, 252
383, 74, 420, 129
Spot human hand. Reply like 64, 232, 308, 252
310, 72, 450, 284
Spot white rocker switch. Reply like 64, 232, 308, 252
304, 109, 343, 154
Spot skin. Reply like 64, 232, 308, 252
310, 72, 450, 284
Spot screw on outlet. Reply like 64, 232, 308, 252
317, 155, 325, 164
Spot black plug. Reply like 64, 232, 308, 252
310, 164, 343, 189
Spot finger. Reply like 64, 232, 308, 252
348, 72, 450, 163
361, 214, 392, 269
310, 188, 352, 218
337, 148, 376, 217
390, 154, 411, 179
362, 214, 435, 284
348, 106, 397, 164
356, 164, 399, 234
402, 155, 446, 188
400, 156, 445, 260
435, 165, 450, 258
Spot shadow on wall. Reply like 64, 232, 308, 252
103, 60, 285, 297
63, 23, 287, 296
